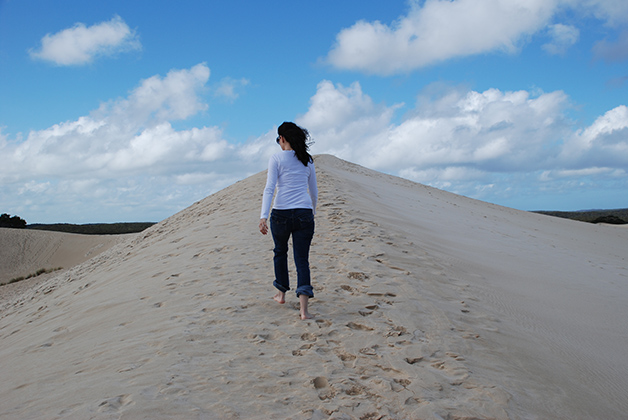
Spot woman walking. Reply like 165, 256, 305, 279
259, 122, 318, 320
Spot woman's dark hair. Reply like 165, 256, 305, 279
278, 122, 313, 166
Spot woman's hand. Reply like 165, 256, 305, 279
259, 218, 269, 235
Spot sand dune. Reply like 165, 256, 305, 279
0, 228, 130, 286
0, 154, 626, 419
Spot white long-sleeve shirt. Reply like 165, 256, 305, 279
260, 150, 318, 219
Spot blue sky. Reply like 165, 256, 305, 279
1, 0, 627, 224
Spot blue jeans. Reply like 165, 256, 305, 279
270, 208, 315, 297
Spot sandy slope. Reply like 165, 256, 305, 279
0, 228, 130, 285
0, 155, 626, 419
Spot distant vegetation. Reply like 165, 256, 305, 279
7, 267, 64, 285
0, 213, 27, 228
26, 222, 156, 235
533, 208, 628, 225
2, 213, 156, 234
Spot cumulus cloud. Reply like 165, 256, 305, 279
97, 63, 211, 125
326, 0, 557, 74
3, 64, 627, 222
325, 0, 628, 74
3, 64, 219, 180
543, 24, 580, 55
560, 105, 628, 167
17, 65, 238, 183
301, 81, 572, 173
298, 80, 627, 203
29, 15, 141, 65
1, 62, 288, 222
297, 80, 398, 158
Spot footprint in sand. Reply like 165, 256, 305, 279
97, 394, 133, 413
347, 322, 374, 331
359, 304, 380, 317
347, 272, 368, 281
312, 376, 334, 400
446, 351, 466, 361
385, 324, 408, 337
315, 319, 332, 328
359, 345, 379, 356
332, 344, 358, 362
394, 378, 412, 388
366, 292, 397, 298
339, 284, 358, 294
460, 300, 470, 313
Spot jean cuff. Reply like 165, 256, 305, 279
273, 280, 290, 293
296, 285, 314, 298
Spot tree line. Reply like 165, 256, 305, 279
1, 213, 154, 234
0, 213, 27, 228
533, 209, 628, 225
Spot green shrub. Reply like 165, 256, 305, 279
5, 267, 63, 286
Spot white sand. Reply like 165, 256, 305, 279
0, 154, 626, 419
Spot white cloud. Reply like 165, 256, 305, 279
540, 167, 624, 181
302, 82, 572, 173
325, 0, 628, 74
174, 172, 222, 186
100, 63, 211, 123
560, 105, 628, 167
29, 15, 141, 65
0, 64, 239, 182
581, 0, 628, 27
400, 166, 489, 184
297, 80, 399, 158
106, 123, 229, 173
3, 65, 627, 222
298, 80, 627, 207
0, 63, 274, 222
543, 24, 580, 55
326, 0, 557, 74
18, 181, 51, 194
213, 77, 250, 101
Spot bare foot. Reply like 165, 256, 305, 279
300, 294, 313, 320
273, 292, 285, 304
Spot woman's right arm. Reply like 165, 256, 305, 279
260, 155, 278, 220
259, 218, 269, 235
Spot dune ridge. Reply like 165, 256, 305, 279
1, 154, 626, 419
